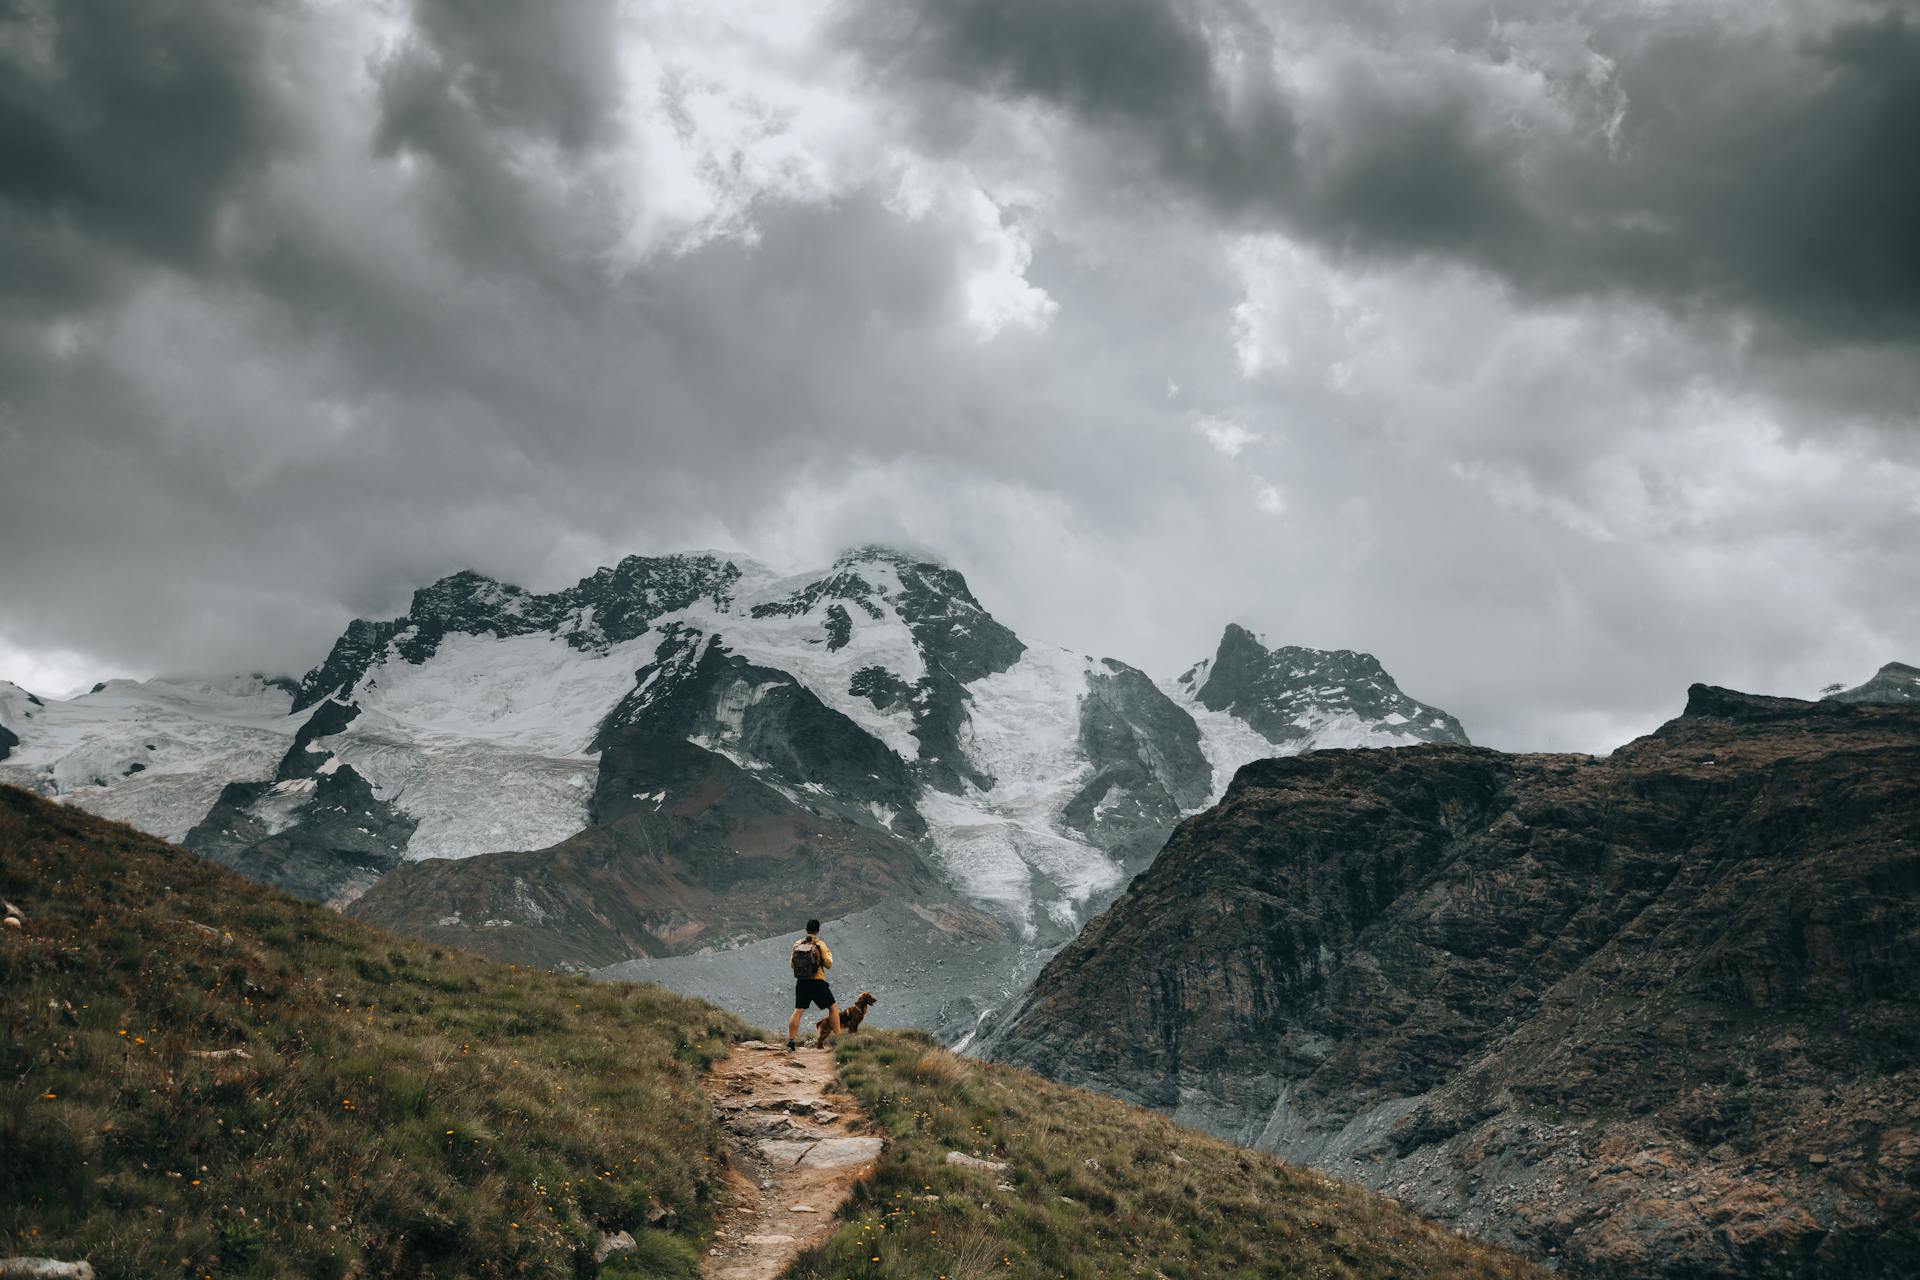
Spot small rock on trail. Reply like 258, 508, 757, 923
700, 1042, 882, 1280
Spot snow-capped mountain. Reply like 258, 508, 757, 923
1167, 622, 1470, 800
1, 548, 1471, 1038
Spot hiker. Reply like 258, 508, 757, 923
787, 918, 839, 1052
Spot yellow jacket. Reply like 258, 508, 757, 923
793, 934, 832, 972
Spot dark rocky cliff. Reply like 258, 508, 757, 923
988, 686, 1920, 1278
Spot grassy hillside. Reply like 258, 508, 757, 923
2, 782, 1540, 1280
795, 1034, 1544, 1280
0, 785, 749, 1280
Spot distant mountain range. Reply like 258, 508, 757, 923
0, 546, 1469, 1036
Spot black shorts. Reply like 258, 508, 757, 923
794, 977, 835, 1011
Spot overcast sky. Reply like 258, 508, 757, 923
2, 0, 1915, 750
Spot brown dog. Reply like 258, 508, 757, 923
817, 991, 876, 1047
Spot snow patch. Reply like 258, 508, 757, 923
1165, 686, 1287, 805
0, 674, 302, 841
666, 575, 928, 759
352, 629, 659, 756
916, 789, 1124, 938
318, 711, 606, 859
910, 645, 1127, 936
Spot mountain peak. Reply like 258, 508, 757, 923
835, 543, 946, 570
407, 569, 514, 618
1823, 661, 1920, 705
1214, 621, 1264, 660
294, 553, 749, 711
1211, 624, 1389, 679
1175, 623, 1467, 757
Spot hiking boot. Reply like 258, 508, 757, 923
786, 1039, 797, 1053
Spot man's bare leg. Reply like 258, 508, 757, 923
787, 1008, 804, 1046
815, 1003, 844, 1049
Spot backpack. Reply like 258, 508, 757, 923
791, 938, 822, 980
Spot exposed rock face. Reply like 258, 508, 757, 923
1825, 661, 1920, 706
749, 546, 1027, 792
1064, 659, 1212, 865
1163, 624, 1472, 805
1181, 622, 1468, 748
595, 626, 924, 832
183, 766, 411, 907
183, 698, 415, 904
989, 688, 1920, 1278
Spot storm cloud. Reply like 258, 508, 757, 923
847, 0, 1920, 342
0, 0, 1915, 751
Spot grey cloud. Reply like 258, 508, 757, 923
0, 0, 286, 281
0, 155, 1064, 676
0, 0, 1914, 759
843, 0, 1920, 342
402, 0, 623, 153
372, 0, 624, 287
0, 0, 998, 675
847, 0, 1300, 212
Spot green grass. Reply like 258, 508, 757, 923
0, 785, 751, 1280
0, 783, 1545, 1280
791, 1036, 1545, 1280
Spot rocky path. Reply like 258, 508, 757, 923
700, 1040, 884, 1280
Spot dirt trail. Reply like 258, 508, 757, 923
700, 1040, 884, 1280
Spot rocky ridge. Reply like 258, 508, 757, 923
1178, 622, 1468, 747
1167, 622, 1470, 802
988, 686, 1920, 1277
291, 554, 747, 711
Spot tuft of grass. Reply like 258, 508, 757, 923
597, 1227, 701, 1279
910, 1046, 972, 1087
0, 785, 751, 1279
793, 1030, 1547, 1280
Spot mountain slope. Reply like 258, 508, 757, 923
0, 783, 747, 1279
804, 1030, 1544, 1280
987, 687, 1920, 1277
346, 731, 944, 968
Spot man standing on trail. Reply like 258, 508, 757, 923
787, 918, 839, 1052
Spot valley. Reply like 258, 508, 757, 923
0, 546, 1462, 1039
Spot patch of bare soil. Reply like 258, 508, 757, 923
701, 1040, 884, 1280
